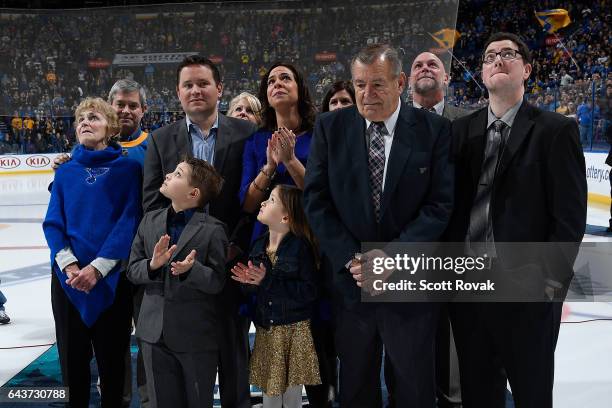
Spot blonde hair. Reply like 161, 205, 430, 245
228, 92, 263, 125
74, 97, 120, 144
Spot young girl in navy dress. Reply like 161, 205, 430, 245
231, 184, 320, 407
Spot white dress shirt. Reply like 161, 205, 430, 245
413, 99, 445, 116
365, 98, 401, 191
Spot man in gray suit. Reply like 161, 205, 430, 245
142, 55, 256, 408
409, 51, 468, 121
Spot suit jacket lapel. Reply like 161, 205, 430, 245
345, 109, 375, 225
380, 104, 414, 216
171, 212, 203, 261
176, 119, 192, 162
496, 102, 534, 178
213, 114, 232, 174
467, 108, 488, 188
153, 209, 169, 249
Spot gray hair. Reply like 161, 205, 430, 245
351, 44, 402, 78
108, 79, 147, 107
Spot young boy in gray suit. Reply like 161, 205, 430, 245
128, 157, 227, 408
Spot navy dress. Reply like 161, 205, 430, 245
238, 129, 312, 242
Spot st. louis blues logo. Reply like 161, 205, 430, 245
85, 167, 110, 184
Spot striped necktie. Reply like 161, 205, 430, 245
368, 122, 387, 222
467, 119, 506, 255
421, 106, 436, 113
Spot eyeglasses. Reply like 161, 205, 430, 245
482, 49, 522, 64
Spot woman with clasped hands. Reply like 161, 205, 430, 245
238, 62, 317, 242
43, 97, 141, 408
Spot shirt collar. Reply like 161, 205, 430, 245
487, 99, 523, 129
413, 99, 445, 116
365, 98, 402, 134
168, 206, 197, 224
120, 127, 142, 142
186, 114, 219, 138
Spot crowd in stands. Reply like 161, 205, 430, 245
0, 115, 72, 154
450, 1, 609, 106
0, 0, 609, 155
0, 112, 185, 154
0, 0, 454, 115
449, 0, 610, 146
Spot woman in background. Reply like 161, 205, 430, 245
321, 80, 355, 112
228, 91, 263, 126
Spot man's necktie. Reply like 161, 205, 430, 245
368, 122, 387, 222
467, 119, 506, 251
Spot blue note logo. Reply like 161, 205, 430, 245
85, 168, 110, 184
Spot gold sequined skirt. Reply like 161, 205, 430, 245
249, 319, 321, 396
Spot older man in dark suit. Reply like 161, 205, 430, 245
142, 55, 256, 408
445, 32, 587, 408
304, 44, 454, 407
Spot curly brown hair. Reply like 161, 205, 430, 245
74, 97, 120, 144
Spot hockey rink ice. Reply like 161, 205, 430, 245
1, 171, 611, 407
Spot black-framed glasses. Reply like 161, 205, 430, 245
482, 49, 522, 64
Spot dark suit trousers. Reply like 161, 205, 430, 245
51, 271, 132, 408
334, 302, 439, 408
132, 285, 150, 406
305, 319, 337, 408
450, 302, 563, 408
384, 304, 462, 408
141, 339, 216, 408
435, 306, 462, 408
217, 280, 251, 408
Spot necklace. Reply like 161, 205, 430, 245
276, 118, 302, 134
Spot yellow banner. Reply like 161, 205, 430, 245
535, 9, 571, 33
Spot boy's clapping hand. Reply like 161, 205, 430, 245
150, 234, 176, 270
171, 249, 197, 275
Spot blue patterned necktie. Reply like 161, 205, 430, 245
368, 121, 387, 222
